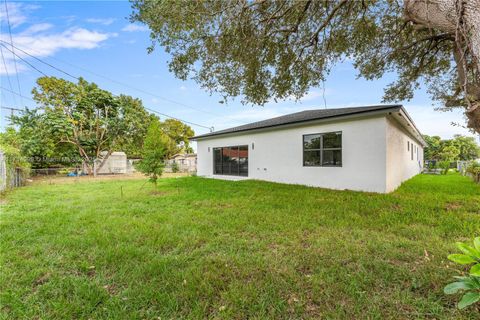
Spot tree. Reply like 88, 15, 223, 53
136, 119, 169, 185
424, 134, 479, 161
450, 134, 480, 160
439, 145, 460, 161
30, 76, 152, 174
130, 0, 480, 133
423, 135, 442, 160
161, 119, 195, 156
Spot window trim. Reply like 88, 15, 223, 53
302, 131, 342, 167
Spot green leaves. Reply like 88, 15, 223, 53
444, 281, 472, 294
458, 292, 480, 310
444, 237, 480, 310
470, 264, 480, 277
448, 254, 477, 265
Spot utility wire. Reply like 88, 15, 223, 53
0, 85, 36, 102
0, 42, 213, 131
0, 39, 244, 124
0, 45, 17, 106
3, 0, 23, 106
0, 43, 48, 77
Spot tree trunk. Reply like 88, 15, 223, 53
404, 0, 480, 134
95, 150, 113, 176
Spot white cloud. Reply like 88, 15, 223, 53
0, 2, 39, 28
180, 85, 187, 91
21, 23, 54, 34
121, 24, 149, 32
86, 18, 116, 26
0, 28, 114, 75
0, 3, 115, 76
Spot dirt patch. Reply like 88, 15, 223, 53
103, 284, 119, 295
149, 190, 170, 196
31, 172, 190, 186
445, 202, 463, 211
32, 272, 51, 291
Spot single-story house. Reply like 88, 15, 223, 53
166, 153, 197, 172
191, 105, 426, 193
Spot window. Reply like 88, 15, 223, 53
303, 132, 342, 167
411, 143, 414, 160
407, 141, 410, 151
213, 145, 248, 176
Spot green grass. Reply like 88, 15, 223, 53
0, 174, 479, 319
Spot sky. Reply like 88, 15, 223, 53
0, 0, 479, 146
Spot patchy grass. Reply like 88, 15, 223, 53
0, 174, 479, 319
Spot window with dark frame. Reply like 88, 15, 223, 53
213, 145, 248, 176
303, 132, 342, 167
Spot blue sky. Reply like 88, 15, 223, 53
1, 1, 478, 145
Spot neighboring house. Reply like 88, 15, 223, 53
166, 153, 197, 172
191, 105, 425, 193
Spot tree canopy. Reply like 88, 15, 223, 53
7, 76, 195, 171
131, 0, 480, 133
423, 134, 480, 161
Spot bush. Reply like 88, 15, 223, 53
0, 144, 30, 191
438, 160, 451, 175
466, 162, 480, 183
171, 161, 179, 173
444, 237, 480, 310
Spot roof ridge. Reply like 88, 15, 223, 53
192, 104, 403, 140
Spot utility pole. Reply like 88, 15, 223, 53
1, 106, 23, 119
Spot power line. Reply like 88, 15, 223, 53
3, 0, 23, 106
0, 45, 17, 106
0, 39, 78, 81
0, 39, 244, 124
0, 43, 48, 77
0, 43, 213, 131
0, 85, 36, 102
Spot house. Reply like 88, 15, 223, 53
166, 153, 197, 173
191, 105, 426, 193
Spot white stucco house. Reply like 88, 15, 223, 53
191, 105, 426, 193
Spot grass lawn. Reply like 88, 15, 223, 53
1, 174, 479, 319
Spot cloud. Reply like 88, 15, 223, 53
0, 3, 115, 76
0, 2, 39, 28
86, 18, 116, 26
0, 28, 114, 75
121, 24, 149, 32
21, 23, 54, 34
180, 85, 187, 91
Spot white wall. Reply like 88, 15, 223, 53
385, 116, 424, 192
197, 116, 389, 193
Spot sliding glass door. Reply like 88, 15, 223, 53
213, 145, 248, 176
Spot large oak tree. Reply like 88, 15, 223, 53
131, 0, 480, 133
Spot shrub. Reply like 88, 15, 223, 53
171, 161, 179, 173
466, 162, 480, 183
444, 237, 480, 309
438, 160, 451, 175
0, 143, 30, 191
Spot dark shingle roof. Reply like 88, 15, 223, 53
192, 104, 402, 140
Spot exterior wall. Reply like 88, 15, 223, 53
197, 116, 389, 193
165, 154, 197, 173
385, 116, 424, 192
